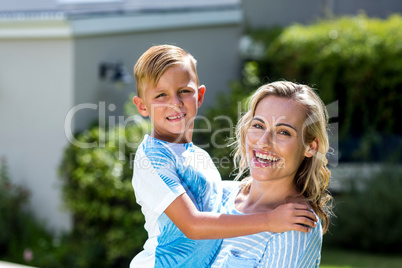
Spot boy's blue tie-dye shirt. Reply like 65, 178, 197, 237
130, 135, 224, 268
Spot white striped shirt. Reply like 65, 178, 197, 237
211, 186, 323, 268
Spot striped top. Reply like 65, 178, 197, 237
211, 185, 323, 268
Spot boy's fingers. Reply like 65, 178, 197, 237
302, 211, 318, 222
293, 208, 318, 222
291, 203, 308, 209
292, 224, 311, 233
298, 218, 317, 228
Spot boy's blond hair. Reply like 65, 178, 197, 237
134, 45, 199, 97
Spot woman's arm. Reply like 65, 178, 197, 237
164, 193, 318, 240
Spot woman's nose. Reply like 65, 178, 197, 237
256, 130, 275, 147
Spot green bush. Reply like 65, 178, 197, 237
252, 14, 402, 162
324, 167, 402, 253
0, 157, 29, 254
0, 157, 61, 267
58, 117, 151, 267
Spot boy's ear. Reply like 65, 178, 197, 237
133, 96, 149, 117
304, 138, 319, 158
197, 85, 206, 108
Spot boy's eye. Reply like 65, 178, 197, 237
179, 89, 192, 94
155, 93, 166, 98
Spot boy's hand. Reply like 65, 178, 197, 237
266, 203, 318, 233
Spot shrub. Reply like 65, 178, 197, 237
324, 167, 402, 253
0, 157, 59, 267
0, 157, 29, 254
59, 117, 151, 267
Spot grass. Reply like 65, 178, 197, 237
320, 248, 402, 268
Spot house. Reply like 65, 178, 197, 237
1, 0, 401, 232
0, 0, 243, 232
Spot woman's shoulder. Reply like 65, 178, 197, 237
273, 217, 323, 248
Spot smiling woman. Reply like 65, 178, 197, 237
246, 96, 311, 182
211, 81, 333, 268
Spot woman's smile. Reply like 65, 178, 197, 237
252, 149, 280, 167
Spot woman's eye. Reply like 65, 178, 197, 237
252, 123, 263, 129
279, 130, 291, 136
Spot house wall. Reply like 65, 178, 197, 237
67, 8, 243, 132
0, 37, 74, 231
242, 0, 322, 27
242, 0, 402, 28
72, 24, 242, 131
334, 0, 402, 17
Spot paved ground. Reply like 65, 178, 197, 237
0, 261, 36, 268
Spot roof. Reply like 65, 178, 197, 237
0, 5, 242, 39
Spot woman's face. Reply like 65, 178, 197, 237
246, 95, 313, 184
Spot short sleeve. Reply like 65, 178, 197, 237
132, 141, 186, 215
221, 180, 241, 209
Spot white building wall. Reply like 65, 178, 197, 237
0, 8, 242, 232
0, 37, 74, 232
72, 25, 242, 130
68, 8, 242, 131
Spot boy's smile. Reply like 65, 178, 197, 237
134, 63, 205, 143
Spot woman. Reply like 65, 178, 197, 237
212, 81, 333, 267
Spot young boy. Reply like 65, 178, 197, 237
131, 45, 317, 268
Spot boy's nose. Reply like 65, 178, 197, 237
171, 95, 183, 107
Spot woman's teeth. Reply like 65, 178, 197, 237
256, 152, 279, 162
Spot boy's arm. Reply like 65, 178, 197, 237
165, 193, 317, 240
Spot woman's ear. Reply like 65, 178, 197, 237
305, 138, 319, 158
133, 96, 149, 117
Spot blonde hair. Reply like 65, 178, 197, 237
233, 81, 333, 233
134, 44, 199, 97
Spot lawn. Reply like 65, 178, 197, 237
320, 248, 402, 268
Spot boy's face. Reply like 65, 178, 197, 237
133, 64, 205, 143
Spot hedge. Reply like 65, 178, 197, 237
58, 118, 151, 267
324, 167, 402, 253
